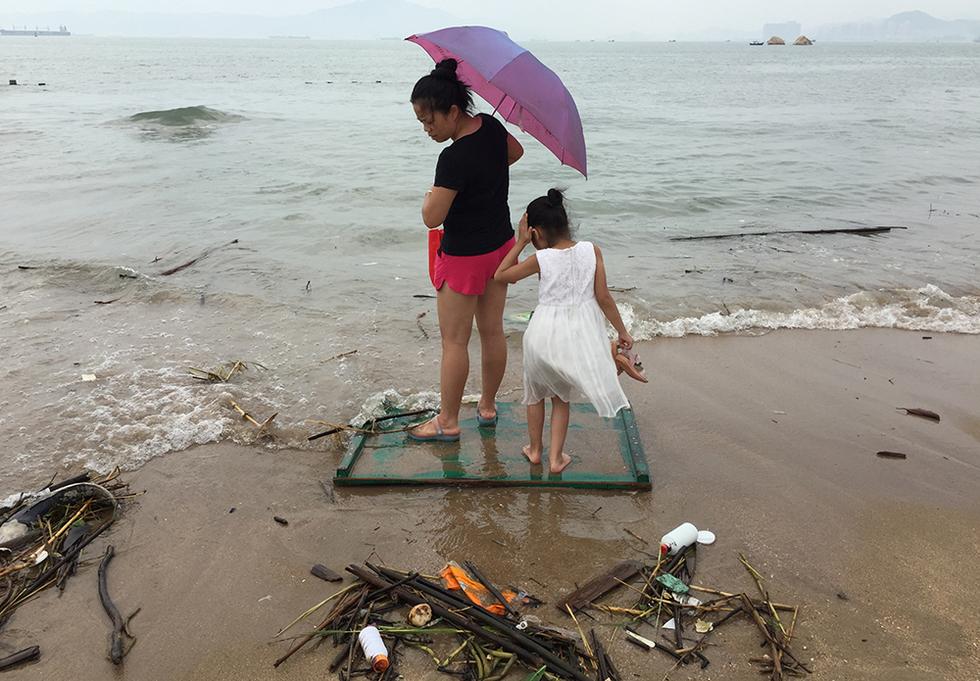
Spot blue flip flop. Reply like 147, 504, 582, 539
477, 411, 498, 428
407, 417, 460, 442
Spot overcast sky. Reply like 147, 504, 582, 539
6, 1, 979, 35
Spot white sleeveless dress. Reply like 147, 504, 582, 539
522, 241, 629, 417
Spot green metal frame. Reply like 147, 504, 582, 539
333, 403, 650, 490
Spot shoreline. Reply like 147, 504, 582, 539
1, 328, 978, 680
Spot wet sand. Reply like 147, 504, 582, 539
2, 329, 978, 680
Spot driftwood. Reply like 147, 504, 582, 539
556, 560, 643, 612
97, 545, 138, 664
876, 451, 907, 460
310, 564, 343, 582
0, 646, 39, 671
670, 226, 907, 241
896, 407, 940, 422
159, 238, 239, 276
326, 349, 357, 362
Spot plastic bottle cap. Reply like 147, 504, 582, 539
372, 655, 389, 672
696, 530, 716, 545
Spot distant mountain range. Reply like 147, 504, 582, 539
814, 10, 980, 42
3, 0, 456, 39
3, 4, 978, 42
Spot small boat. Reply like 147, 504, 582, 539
749, 41, 765, 46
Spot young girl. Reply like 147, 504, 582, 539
494, 189, 634, 474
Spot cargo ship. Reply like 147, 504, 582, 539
1, 25, 71, 36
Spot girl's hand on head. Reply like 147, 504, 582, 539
518, 213, 532, 245
618, 333, 634, 350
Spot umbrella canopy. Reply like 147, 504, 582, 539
407, 25, 587, 177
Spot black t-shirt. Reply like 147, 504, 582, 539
433, 113, 514, 256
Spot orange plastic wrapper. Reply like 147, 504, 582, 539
439, 562, 518, 616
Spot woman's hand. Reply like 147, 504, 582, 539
517, 213, 532, 245
618, 332, 634, 350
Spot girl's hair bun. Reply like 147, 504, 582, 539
546, 188, 564, 207
432, 58, 459, 77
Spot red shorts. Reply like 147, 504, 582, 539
433, 237, 516, 296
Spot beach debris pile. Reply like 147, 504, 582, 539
274, 539, 810, 680
307, 409, 436, 442
273, 560, 585, 680
0, 470, 135, 669
583, 546, 812, 680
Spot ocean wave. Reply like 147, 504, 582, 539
58, 367, 232, 474
124, 105, 242, 141
129, 105, 240, 126
628, 285, 980, 338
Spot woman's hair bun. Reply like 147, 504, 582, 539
432, 58, 459, 77
546, 188, 564, 207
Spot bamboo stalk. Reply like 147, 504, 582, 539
738, 553, 788, 638
688, 585, 796, 611
786, 605, 800, 644
273, 585, 365, 667
229, 400, 276, 434
273, 582, 359, 638
565, 604, 595, 667
738, 594, 811, 675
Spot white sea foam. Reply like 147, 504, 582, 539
628, 285, 980, 338
351, 389, 485, 427
58, 367, 231, 474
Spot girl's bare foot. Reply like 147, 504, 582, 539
521, 445, 542, 465
549, 452, 572, 474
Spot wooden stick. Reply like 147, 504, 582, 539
623, 528, 647, 544
159, 238, 239, 276
98, 545, 137, 665
307, 409, 435, 441
0, 646, 39, 671
464, 561, 518, 618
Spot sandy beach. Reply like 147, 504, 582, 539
2, 328, 978, 681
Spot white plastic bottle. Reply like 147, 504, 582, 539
357, 625, 389, 672
659, 522, 699, 555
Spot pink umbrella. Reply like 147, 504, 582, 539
407, 25, 587, 177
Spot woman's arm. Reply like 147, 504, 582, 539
593, 244, 634, 348
506, 133, 524, 166
421, 186, 458, 229
494, 213, 539, 283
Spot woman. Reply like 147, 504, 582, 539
408, 58, 524, 441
